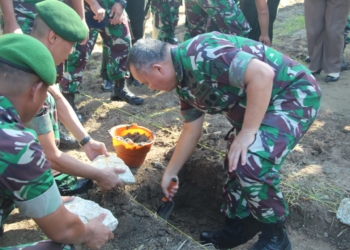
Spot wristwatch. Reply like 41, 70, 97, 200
116, 0, 127, 9
79, 135, 91, 147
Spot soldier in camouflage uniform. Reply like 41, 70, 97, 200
151, 0, 181, 44
0, 0, 86, 146
183, 0, 251, 41
127, 31, 322, 250
60, 0, 144, 106
0, 33, 113, 249
0, 0, 125, 196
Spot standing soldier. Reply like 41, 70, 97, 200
60, 0, 144, 106
127, 32, 322, 250
151, 0, 181, 44
0, 33, 113, 249
183, 0, 251, 40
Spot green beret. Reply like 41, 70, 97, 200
0, 34, 56, 85
36, 0, 87, 42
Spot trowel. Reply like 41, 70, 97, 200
156, 178, 177, 220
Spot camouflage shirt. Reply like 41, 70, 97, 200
0, 96, 61, 227
171, 32, 321, 135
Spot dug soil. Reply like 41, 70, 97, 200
1, 1, 350, 249
121, 132, 151, 144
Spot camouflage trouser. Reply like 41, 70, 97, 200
344, 15, 350, 47
2, 240, 74, 250
183, 0, 251, 41
151, 0, 181, 44
60, 12, 132, 94
221, 79, 321, 224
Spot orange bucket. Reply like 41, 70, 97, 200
108, 124, 155, 168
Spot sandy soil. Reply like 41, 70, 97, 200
1, 0, 350, 249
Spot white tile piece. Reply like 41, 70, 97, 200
91, 154, 136, 185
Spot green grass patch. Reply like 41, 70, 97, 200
274, 14, 305, 36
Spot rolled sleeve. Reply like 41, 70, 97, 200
15, 182, 62, 218
25, 108, 52, 135
180, 100, 205, 123
229, 51, 256, 89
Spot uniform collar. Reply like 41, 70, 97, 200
170, 47, 184, 84
0, 95, 22, 123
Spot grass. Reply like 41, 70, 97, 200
273, 15, 305, 45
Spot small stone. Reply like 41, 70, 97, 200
324, 232, 328, 238
342, 126, 350, 133
336, 198, 350, 226
151, 161, 165, 169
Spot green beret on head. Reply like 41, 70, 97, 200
36, 0, 87, 42
0, 33, 56, 85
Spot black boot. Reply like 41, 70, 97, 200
110, 79, 144, 105
58, 122, 80, 149
249, 221, 291, 250
62, 92, 84, 123
58, 178, 94, 196
200, 217, 247, 249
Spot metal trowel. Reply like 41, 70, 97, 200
156, 178, 177, 220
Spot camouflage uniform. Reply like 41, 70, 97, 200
151, 0, 181, 44
344, 15, 350, 46
172, 32, 322, 223
183, 0, 251, 41
0, 0, 80, 193
60, 0, 132, 94
0, 96, 74, 250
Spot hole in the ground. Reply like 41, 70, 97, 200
129, 152, 262, 243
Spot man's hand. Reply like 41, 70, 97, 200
161, 174, 179, 201
95, 167, 126, 191
259, 35, 271, 46
90, 2, 106, 23
3, 21, 22, 34
61, 196, 75, 203
227, 130, 256, 172
83, 139, 109, 161
109, 2, 125, 25
84, 213, 114, 249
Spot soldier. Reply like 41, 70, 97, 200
0, 33, 113, 249
127, 32, 322, 250
151, 0, 181, 44
183, 0, 251, 41
1, 0, 126, 196
60, 0, 144, 105
0, 0, 86, 148
240, 0, 281, 46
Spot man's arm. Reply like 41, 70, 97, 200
38, 130, 125, 190
48, 86, 108, 161
161, 115, 204, 199
34, 204, 113, 249
255, 0, 271, 46
71, 0, 89, 44
48, 86, 87, 143
227, 59, 274, 171
0, 0, 22, 34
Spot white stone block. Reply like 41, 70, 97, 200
91, 154, 136, 185
336, 198, 350, 226
64, 197, 118, 231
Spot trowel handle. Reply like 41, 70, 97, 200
162, 178, 177, 202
